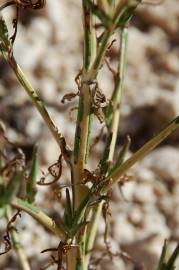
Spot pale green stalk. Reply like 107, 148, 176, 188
6, 206, 31, 270
73, 0, 97, 211
100, 27, 128, 173
107, 27, 128, 163
103, 116, 179, 192
73, 0, 141, 211
89, 0, 141, 80
72, 4, 97, 269
84, 202, 103, 269
11, 198, 66, 240
6, 56, 64, 151
84, 27, 128, 268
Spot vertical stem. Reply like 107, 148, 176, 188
84, 201, 103, 269
100, 27, 128, 173
70, 2, 97, 270
84, 27, 128, 268
73, 0, 97, 210
6, 207, 31, 270
107, 27, 128, 164
66, 248, 78, 270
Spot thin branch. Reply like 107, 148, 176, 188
103, 116, 179, 192
107, 27, 128, 163
84, 202, 103, 268
6, 56, 65, 151
11, 198, 67, 240
100, 27, 128, 173
6, 206, 31, 270
89, 0, 141, 79
84, 27, 128, 268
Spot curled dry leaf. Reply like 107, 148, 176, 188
0, 210, 21, 256
83, 167, 102, 184
75, 69, 82, 91
61, 91, 79, 104
0, 1, 46, 44
91, 83, 108, 123
37, 155, 63, 186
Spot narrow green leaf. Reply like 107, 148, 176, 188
86, 0, 112, 28
103, 101, 114, 128
157, 241, 179, 270
26, 145, 38, 203
63, 188, 73, 229
6, 171, 23, 204
0, 14, 11, 52
166, 243, 179, 270
115, 0, 142, 27
157, 240, 168, 270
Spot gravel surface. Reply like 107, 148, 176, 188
0, 1, 179, 269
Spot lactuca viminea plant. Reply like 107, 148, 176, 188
0, 1, 179, 270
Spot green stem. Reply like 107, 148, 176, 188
100, 27, 128, 173
84, 202, 103, 268
7, 56, 64, 150
11, 198, 66, 240
73, 0, 97, 210
88, 0, 141, 81
104, 116, 179, 192
108, 27, 128, 161
73, 1, 142, 202
6, 206, 31, 270
84, 27, 128, 268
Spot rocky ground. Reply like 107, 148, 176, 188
0, 0, 179, 269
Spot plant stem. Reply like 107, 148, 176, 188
6, 56, 64, 150
84, 201, 103, 269
100, 27, 128, 173
104, 116, 179, 192
107, 27, 128, 163
73, 0, 141, 210
71, 4, 98, 270
66, 247, 78, 270
5, 206, 31, 270
89, 0, 141, 80
84, 27, 128, 268
73, 0, 97, 210
11, 198, 66, 240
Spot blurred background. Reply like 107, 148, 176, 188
0, 0, 179, 269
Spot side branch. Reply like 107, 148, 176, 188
104, 116, 179, 192
7, 56, 65, 151
11, 198, 67, 240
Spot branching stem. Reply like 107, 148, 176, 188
104, 116, 179, 192
11, 198, 67, 240
84, 27, 128, 268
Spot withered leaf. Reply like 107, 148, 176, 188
61, 91, 79, 104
